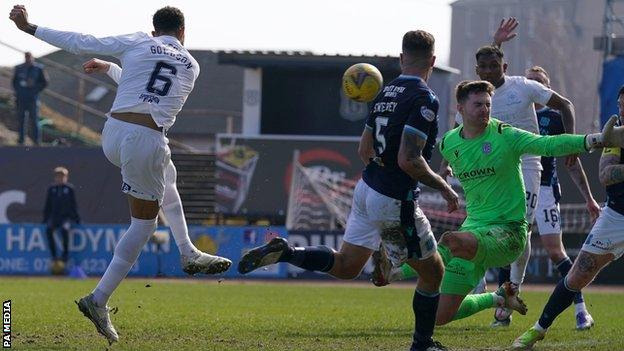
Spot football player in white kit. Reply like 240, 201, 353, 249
526, 66, 600, 330
9, 5, 231, 344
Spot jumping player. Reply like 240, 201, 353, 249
9, 5, 231, 344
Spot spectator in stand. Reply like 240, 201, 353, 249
43, 166, 80, 273
12, 51, 47, 145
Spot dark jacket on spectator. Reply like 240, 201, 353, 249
12, 62, 48, 102
43, 183, 80, 225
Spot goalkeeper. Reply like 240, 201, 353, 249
382, 80, 624, 326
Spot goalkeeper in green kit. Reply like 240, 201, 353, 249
373, 80, 624, 326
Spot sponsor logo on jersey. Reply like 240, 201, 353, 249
590, 238, 613, 251
457, 167, 496, 180
420, 106, 436, 122
482, 142, 492, 154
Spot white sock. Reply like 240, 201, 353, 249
534, 321, 546, 333
510, 234, 531, 286
162, 162, 197, 257
575, 301, 588, 315
92, 217, 156, 306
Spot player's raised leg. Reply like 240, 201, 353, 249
162, 161, 231, 274
238, 178, 375, 278
512, 250, 612, 350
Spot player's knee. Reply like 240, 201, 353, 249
420, 255, 444, 283
439, 232, 462, 256
566, 270, 594, 291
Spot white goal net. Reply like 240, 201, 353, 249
286, 150, 356, 231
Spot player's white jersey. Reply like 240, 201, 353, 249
455, 75, 553, 170
35, 27, 199, 130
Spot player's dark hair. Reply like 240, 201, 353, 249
475, 45, 504, 61
153, 6, 185, 33
402, 30, 435, 65
456, 80, 495, 103
618, 85, 624, 99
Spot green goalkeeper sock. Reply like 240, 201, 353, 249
453, 292, 502, 321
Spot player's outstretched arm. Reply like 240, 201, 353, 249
9, 5, 134, 57
398, 131, 459, 212
83, 58, 121, 84
509, 116, 624, 156
506, 123, 587, 158
493, 17, 519, 47
565, 158, 601, 222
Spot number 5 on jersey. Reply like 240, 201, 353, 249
375, 117, 389, 154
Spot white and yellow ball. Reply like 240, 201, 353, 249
342, 63, 383, 102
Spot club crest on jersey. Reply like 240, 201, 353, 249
420, 106, 436, 122
454, 149, 459, 159
482, 142, 492, 154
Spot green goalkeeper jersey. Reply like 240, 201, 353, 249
440, 118, 587, 228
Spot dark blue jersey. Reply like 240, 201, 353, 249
606, 117, 624, 215
538, 108, 565, 201
362, 75, 439, 201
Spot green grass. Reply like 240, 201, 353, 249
3, 277, 624, 350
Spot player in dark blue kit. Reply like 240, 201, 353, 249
526, 66, 600, 331
238, 30, 458, 351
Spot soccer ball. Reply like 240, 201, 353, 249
342, 63, 383, 102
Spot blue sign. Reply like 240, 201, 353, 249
0, 224, 288, 278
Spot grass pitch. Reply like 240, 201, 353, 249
3, 277, 624, 350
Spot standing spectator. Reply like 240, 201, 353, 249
12, 51, 48, 145
43, 167, 80, 272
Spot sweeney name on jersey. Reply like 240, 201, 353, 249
362, 75, 439, 201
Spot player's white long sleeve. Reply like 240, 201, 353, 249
35, 27, 145, 57
106, 63, 122, 84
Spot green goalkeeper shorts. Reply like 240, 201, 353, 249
440, 220, 528, 295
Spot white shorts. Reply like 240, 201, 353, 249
581, 206, 624, 259
535, 185, 561, 235
522, 167, 541, 225
101, 117, 171, 203
343, 179, 437, 264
